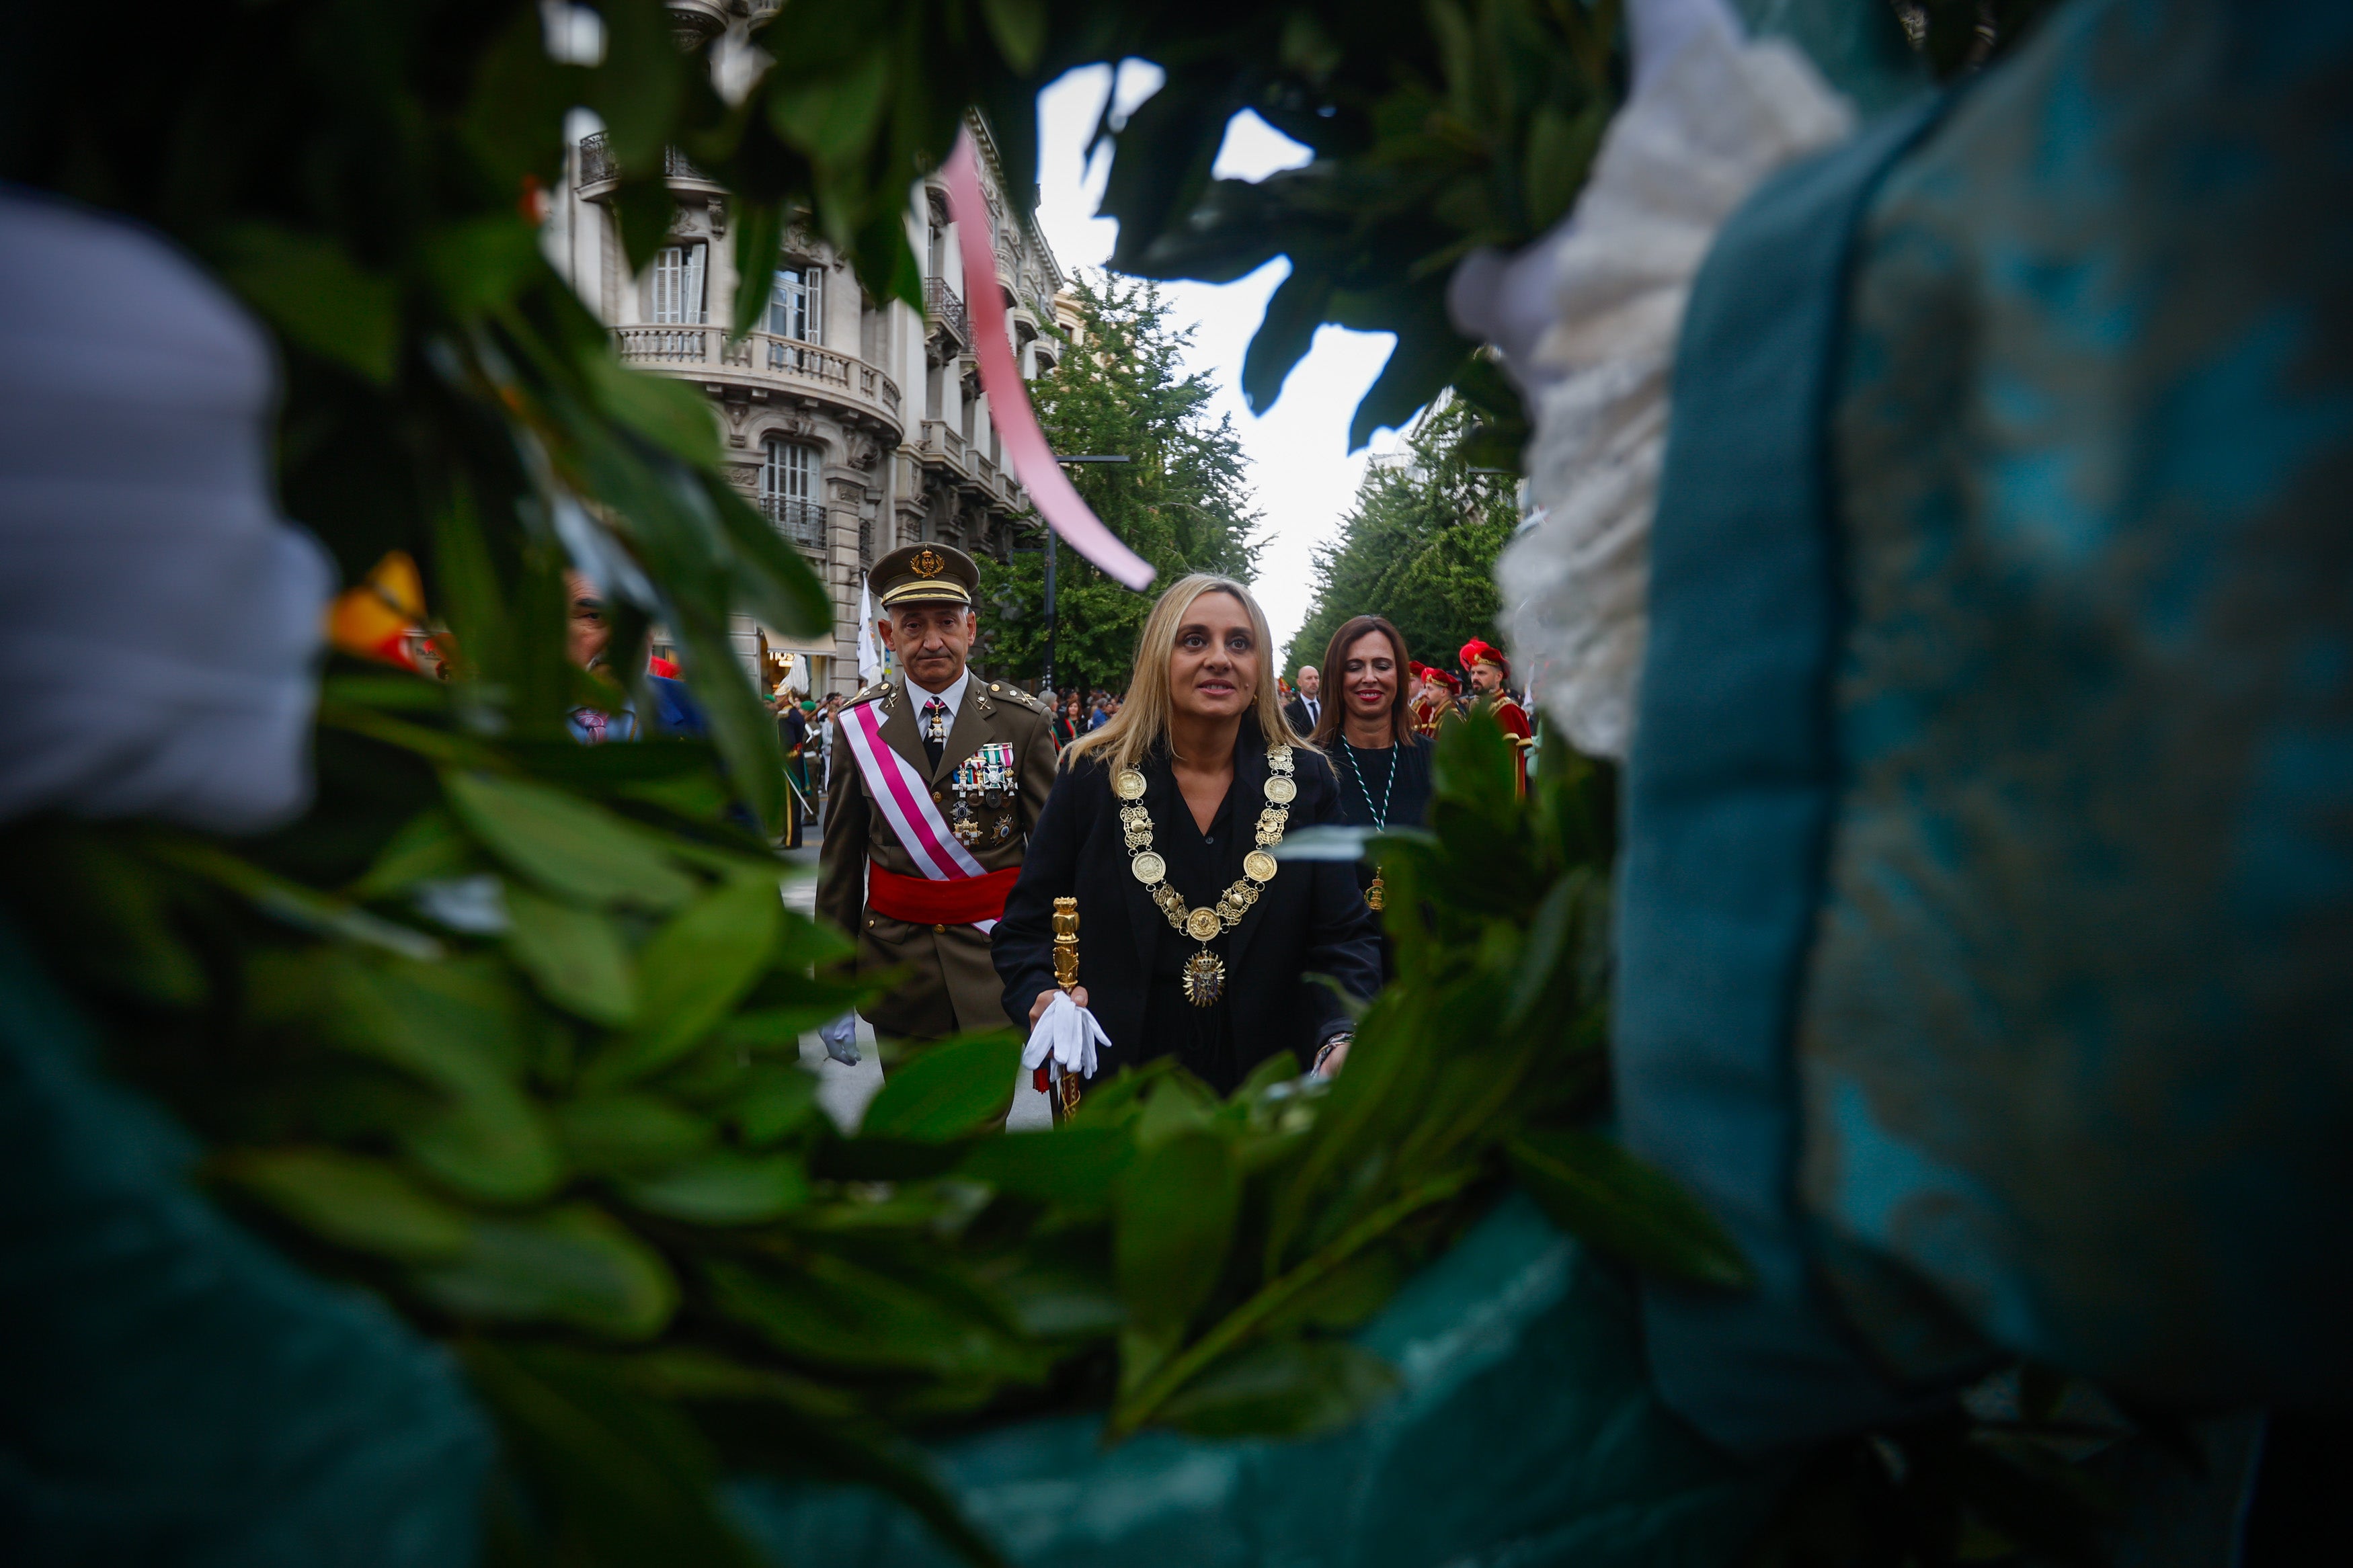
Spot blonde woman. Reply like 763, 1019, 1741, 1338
992, 575, 1380, 1092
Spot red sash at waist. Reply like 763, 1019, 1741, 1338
866, 862, 1019, 926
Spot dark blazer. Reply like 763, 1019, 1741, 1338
1281, 694, 1322, 739
993, 718, 1382, 1081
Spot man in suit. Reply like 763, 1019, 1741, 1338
1282, 663, 1322, 735
815, 544, 1059, 1053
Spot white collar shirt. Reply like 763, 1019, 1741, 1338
907, 665, 971, 727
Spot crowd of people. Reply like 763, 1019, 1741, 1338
796, 542, 1542, 1102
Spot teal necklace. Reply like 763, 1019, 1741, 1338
1339, 738, 1396, 911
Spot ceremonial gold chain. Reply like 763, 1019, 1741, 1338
1114, 745, 1295, 1006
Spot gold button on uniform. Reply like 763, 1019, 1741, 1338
933, 923, 945, 932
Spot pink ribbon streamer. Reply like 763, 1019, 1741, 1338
941, 132, 1156, 592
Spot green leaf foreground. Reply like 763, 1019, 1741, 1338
6, 676, 1753, 1565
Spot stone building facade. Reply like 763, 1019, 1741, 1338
549, 52, 1064, 697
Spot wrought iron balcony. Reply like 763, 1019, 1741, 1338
760, 495, 828, 551
574, 133, 713, 193
924, 277, 969, 347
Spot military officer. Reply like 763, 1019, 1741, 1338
815, 543, 1059, 1053
1460, 638, 1534, 793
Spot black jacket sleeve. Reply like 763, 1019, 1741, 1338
992, 755, 1094, 1031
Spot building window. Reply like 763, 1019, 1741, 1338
760, 437, 824, 550
649, 243, 707, 325
767, 265, 822, 342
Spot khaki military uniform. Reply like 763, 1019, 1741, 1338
815, 673, 1058, 1040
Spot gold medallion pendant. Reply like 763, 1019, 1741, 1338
1367, 867, 1386, 911
1182, 950, 1226, 1006
1119, 745, 1295, 1011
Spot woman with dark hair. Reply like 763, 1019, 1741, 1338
993, 575, 1381, 1092
1053, 688, 1085, 747
1310, 616, 1435, 917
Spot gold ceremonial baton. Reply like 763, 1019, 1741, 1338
1049, 896, 1082, 1121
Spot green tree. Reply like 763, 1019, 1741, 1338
979, 274, 1261, 696
1285, 399, 1519, 678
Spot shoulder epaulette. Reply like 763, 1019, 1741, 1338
982, 681, 1049, 715
842, 682, 891, 710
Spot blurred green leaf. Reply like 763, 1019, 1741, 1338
413, 1205, 680, 1339
463, 1342, 765, 1568
586, 0, 688, 167
957, 1125, 1135, 1214
212, 224, 398, 384
978, 0, 1048, 74
553, 1094, 715, 1175
706, 1251, 1046, 1380
213, 1147, 472, 1262
424, 216, 547, 322
350, 809, 475, 901
401, 1084, 567, 1206
703, 474, 834, 638
860, 1032, 1023, 1140
506, 884, 640, 1026
584, 356, 723, 469
729, 1063, 822, 1145
1507, 1129, 1753, 1290
1115, 1131, 1240, 1340
1502, 872, 1579, 1030
584, 874, 783, 1088
1253, 1244, 1406, 1335
623, 1151, 810, 1225
710, 1003, 848, 1056
768, 48, 891, 167
1156, 1339, 1400, 1438
156, 837, 443, 960
446, 770, 699, 911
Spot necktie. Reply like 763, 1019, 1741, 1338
922, 696, 948, 772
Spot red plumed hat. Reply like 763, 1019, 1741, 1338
1459, 638, 1510, 678
1423, 665, 1460, 692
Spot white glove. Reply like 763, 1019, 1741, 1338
817, 1010, 861, 1066
1021, 991, 1107, 1081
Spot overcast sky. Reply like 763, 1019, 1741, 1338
1029, 64, 1408, 661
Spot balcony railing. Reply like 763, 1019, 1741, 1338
611, 327, 901, 418
924, 277, 969, 346
575, 134, 711, 191
920, 419, 971, 474
760, 495, 828, 550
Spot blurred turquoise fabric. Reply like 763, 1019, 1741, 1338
1622, 0, 2353, 1456
1802, 0, 2353, 1405
0, 922, 492, 1566
731, 1194, 1782, 1567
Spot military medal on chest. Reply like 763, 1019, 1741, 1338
949, 741, 1019, 848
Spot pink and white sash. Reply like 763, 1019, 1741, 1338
840, 695, 996, 932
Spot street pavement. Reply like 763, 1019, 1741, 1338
780, 841, 1051, 1133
